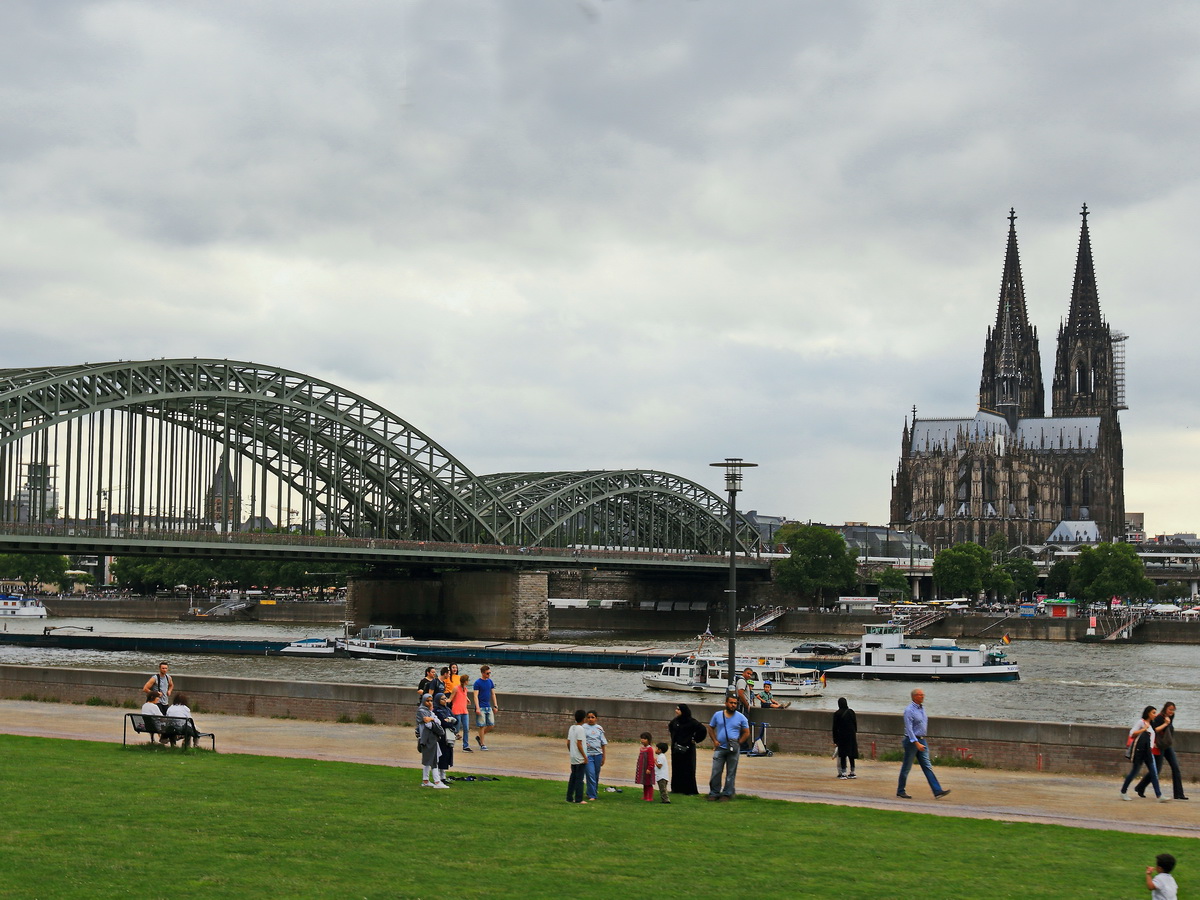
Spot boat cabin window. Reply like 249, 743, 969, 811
931, 655, 941, 664
911, 654, 921, 662
885, 653, 895, 662
959, 656, 970, 664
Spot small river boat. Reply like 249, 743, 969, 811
823, 624, 1019, 682
0, 595, 48, 618
642, 633, 825, 697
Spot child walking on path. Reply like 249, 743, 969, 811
635, 732, 656, 801
655, 742, 671, 804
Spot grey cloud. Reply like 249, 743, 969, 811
1, 0, 1198, 529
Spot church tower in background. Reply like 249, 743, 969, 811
1049, 206, 1126, 536
890, 208, 1127, 550
978, 211, 1044, 427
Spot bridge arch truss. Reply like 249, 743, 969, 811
479, 470, 759, 555
0, 359, 758, 554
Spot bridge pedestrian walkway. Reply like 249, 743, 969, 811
2, 699, 1196, 839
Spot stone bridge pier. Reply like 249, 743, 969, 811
346, 571, 549, 640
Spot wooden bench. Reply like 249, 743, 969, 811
123, 713, 216, 751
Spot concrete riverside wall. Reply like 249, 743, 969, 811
2, 664, 1193, 780
550, 608, 1200, 644
44, 597, 348, 624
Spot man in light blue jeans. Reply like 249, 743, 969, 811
897, 688, 950, 800
706, 694, 749, 801
582, 710, 607, 800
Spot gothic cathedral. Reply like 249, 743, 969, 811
890, 208, 1126, 551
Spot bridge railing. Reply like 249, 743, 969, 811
0, 521, 768, 567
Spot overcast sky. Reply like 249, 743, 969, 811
3, 1, 1198, 533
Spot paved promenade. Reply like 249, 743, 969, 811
4, 699, 1198, 839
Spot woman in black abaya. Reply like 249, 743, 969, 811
667, 703, 708, 795
832, 697, 859, 779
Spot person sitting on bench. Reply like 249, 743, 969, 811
140, 690, 169, 743
165, 693, 194, 748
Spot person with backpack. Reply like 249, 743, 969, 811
142, 661, 173, 714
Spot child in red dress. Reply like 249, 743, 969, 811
635, 732, 656, 801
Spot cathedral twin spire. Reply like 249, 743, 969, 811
979, 206, 1113, 427
1065, 205, 1104, 333
1053, 205, 1115, 417
979, 208, 1044, 425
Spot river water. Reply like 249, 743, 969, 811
1, 617, 1195, 727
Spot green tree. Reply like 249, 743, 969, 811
772, 524, 858, 607
111, 556, 371, 596
876, 566, 910, 602
986, 531, 1009, 563
63, 571, 95, 593
985, 566, 1016, 602
1155, 580, 1190, 603
1068, 543, 1155, 602
1044, 558, 1072, 598
0, 553, 69, 591
932, 542, 991, 599
1001, 558, 1039, 599
1067, 547, 1102, 600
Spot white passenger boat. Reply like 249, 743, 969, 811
0, 595, 48, 618
823, 624, 1019, 682
642, 635, 825, 697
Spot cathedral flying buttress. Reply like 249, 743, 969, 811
890, 208, 1126, 550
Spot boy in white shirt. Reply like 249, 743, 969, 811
655, 742, 670, 804
1145, 853, 1177, 900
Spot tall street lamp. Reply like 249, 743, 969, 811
710, 457, 757, 692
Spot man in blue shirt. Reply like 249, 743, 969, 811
472, 665, 499, 750
706, 693, 750, 801
897, 688, 950, 800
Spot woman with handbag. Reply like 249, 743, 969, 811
1120, 706, 1166, 801
667, 704, 708, 795
416, 693, 449, 788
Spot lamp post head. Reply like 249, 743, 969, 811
709, 458, 757, 494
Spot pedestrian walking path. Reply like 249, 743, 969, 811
4, 700, 1197, 839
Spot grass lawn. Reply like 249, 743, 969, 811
0, 734, 1191, 899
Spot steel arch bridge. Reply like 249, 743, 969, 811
0, 359, 759, 554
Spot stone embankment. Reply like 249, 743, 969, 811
43, 596, 347, 624
2, 664, 1192, 779
552, 608, 1200, 643
36, 597, 1200, 643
